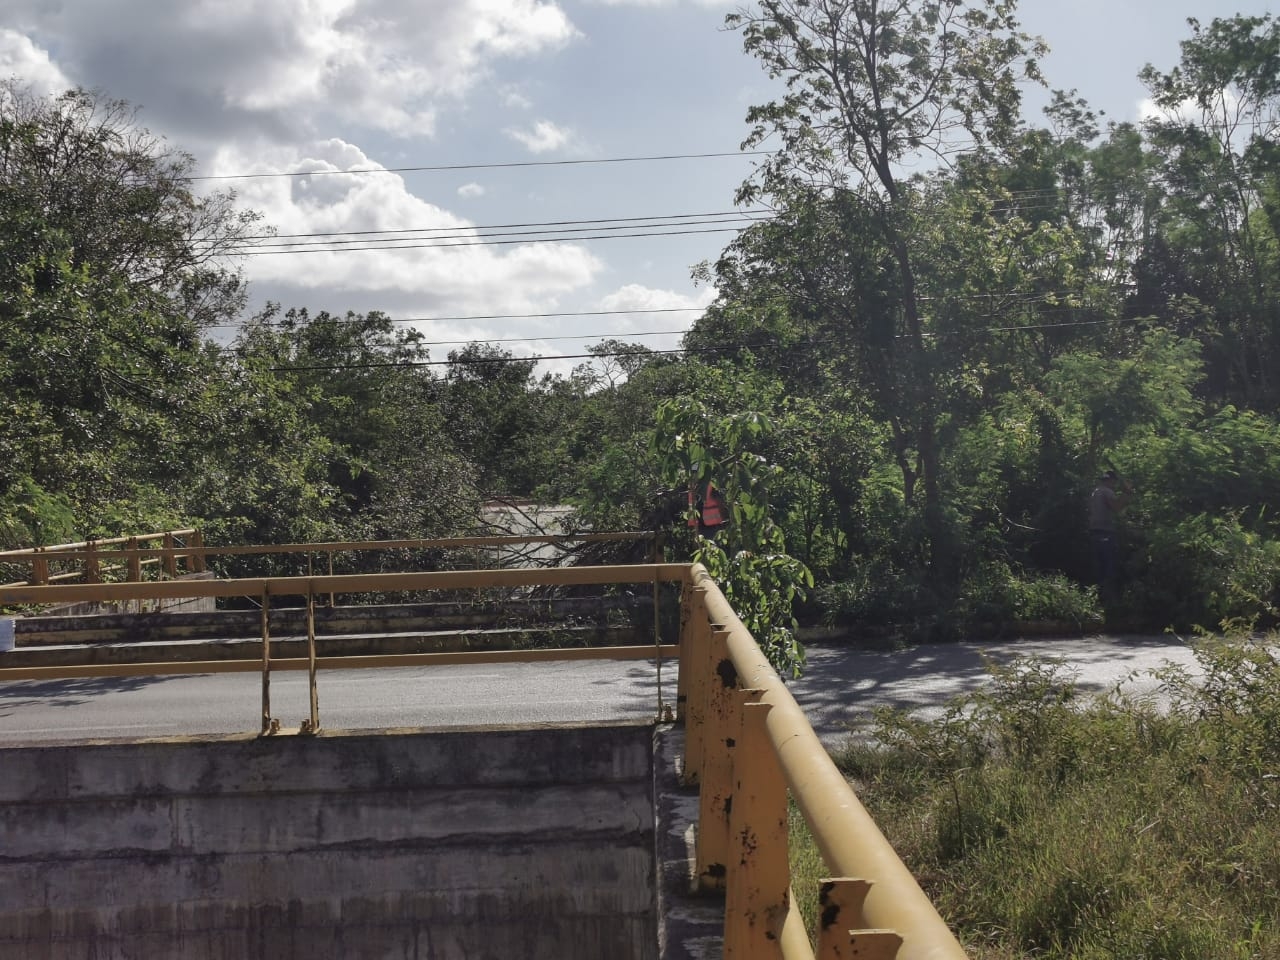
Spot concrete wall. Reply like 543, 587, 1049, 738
0, 723, 657, 960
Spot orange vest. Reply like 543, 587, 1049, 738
688, 484, 729, 529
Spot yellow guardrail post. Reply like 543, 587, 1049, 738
31, 546, 48, 586
817, 879, 902, 960
190, 529, 207, 573
302, 585, 320, 734
84, 541, 100, 584
126, 538, 141, 582
676, 578, 693, 722
162, 533, 177, 579
327, 547, 335, 607
680, 586, 713, 783
260, 586, 276, 735
688, 564, 968, 960
696, 625, 735, 891
723, 694, 790, 958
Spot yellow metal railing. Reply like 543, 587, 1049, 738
0, 528, 207, 587
678, 564, 969, 960
0, 562, 686, 734
0, 554, 967, 958
0, 530, 657, 588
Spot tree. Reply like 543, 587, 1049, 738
1136, 15, 1280, 408
229, 307, 478, 547
0, 82, 259, 535
726, 0, 1045, 574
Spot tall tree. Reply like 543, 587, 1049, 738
725, 0, 1045, 572
0, 82, 259, 535
1137, 15, 1280, 408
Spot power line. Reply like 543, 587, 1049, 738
215, 209, 774, 243
212, 308, 705, 331
261, 315, 1143, 373
189, 150, 775, 182
220, 216, 762, 253
217, 224, 747, 256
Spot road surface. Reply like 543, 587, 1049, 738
0, 634, 1201, 745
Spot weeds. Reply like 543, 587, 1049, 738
794, 638, 1280, 959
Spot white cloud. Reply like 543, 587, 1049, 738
594, 282, 714, 345
506, 119, 575, 153
457, 182, 487, 198
599, 282, 715, 314
7, 1, 579, 141
215, 139, 602, 317
0, 29, 70, 96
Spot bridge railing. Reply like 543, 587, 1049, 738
0, 558, 967, 958
679, 564, 969, 960
0, 530, 658, 590
0, 563, 686, 733
0, 528, 206, 587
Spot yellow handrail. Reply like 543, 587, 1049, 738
683, 563, 969, 960
0, 555, 966, 956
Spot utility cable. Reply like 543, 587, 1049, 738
186, 150, 776, 182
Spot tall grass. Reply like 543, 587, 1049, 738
791, 638, 1280, 959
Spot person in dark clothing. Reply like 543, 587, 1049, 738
1089, 470, 1131, 605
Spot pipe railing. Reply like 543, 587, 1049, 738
680, 564, 969, 960
0, 563, 687, 734
0, 529, 206, 587
0, 530, 657, 589
0, 556, 967, 957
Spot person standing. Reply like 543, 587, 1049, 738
1089, 470, 1132, 606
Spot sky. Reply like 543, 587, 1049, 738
2, 0, 1276, 376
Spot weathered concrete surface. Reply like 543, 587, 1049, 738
0, 722, 658, 960
653, 725, 724, 960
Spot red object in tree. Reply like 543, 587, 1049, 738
688, 484, 729, 529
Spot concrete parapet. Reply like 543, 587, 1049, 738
0, 723, 658, 960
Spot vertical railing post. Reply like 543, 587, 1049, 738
189, 529, 207, 573
652, 538, 666, 720
676, 576, 694, 723
302, 585, 321, 734
31, 547, 48, 586
695, 625, 736, 892
682, 586, 713, 784
260, 586, 275, 734
723, 696, 790, 958
83, 541, 100, 584
817, 879, 907, 960
126, 537, 141, 582
162, 533, 177, 579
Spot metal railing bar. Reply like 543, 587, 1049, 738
691, 565, 967, 960
0, 564, 691, 606
0, 643, 681, 683
0, 530, 198, 558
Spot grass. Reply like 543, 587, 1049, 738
788, 638, 1280, 959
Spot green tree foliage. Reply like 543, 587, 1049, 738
653, 395, 812, 676
0, 83, 256, 539
725, 0, 1046, 576
1136, 15, 1280, 408
224, 307, 479, 551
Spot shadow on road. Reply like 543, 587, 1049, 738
0, 674, 189, 718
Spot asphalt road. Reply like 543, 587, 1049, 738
0, 634, 1201, 746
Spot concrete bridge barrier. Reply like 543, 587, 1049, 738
0, 722, 657, 960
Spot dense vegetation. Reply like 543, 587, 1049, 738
786, 639, 1280, 958
4, 9, 1280, 639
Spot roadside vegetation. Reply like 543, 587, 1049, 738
789, 637, 1280, 959
6, 8, 1280, 653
